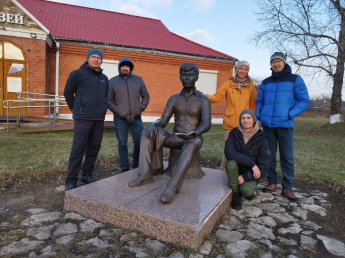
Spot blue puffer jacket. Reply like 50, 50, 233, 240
64, 61, 109, 120
256, 64, 310, 128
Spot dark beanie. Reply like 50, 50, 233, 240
239, 109, 257, 124
270, 52, 287, 64
87, 49, 103, 60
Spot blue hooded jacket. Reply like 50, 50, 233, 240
107, 57, 150, 122
64, 61, 109, 120
256, 64, 310, 128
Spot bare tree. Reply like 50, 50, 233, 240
251, 76, 264, 92
252, 0, 344, 124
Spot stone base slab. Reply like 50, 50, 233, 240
64, 165, 231, 249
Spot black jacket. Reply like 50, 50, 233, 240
107, 57, 150, 122
224, 127, 270, 182
64, 61, 108, 120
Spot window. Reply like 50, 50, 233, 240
4, 42, 25, 60
101, 60, 119, 78
195, 69, 218, 95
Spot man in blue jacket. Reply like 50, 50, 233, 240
64, 49, 109, 191
256, 52, 310, 201
107, 57, 150, 172
225, 109, 270, 210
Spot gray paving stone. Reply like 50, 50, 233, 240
317, 234, 345, 257
145, 238, 166, 255
21, 212, 62, 227
26, 225, 54, 240
84, 237, 110, 248
28, 245, 57, 257
26, 208, 48, 215
249, 216, 277, 227
231, 206, 263, 220
224, 240, 257, 258
247, 222, 276, 240
55, 234, 74, 245
64, 212, 87, 221
79, 219, 103, 233
53, 222, 78, 236
216, 229, 243, 243
301, 204, 327, 217
199, 242, 212, 255
0, 238, 43, 256
300, 235, 317, 250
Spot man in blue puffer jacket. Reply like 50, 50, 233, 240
256, 52, 310, 201
64, 48, 109, 191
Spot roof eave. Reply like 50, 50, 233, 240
54, 38, 237, 62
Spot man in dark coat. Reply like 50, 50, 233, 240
107, 57, 150, 172
64, 48, 108, 191
225, 109, 270, 210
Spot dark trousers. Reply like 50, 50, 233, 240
263, 127, 294, 190
65, 119, 104, 185
113, 116, 143, 171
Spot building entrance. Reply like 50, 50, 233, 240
0, 39, 27, 116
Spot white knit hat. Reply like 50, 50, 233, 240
235, 60, 250, 74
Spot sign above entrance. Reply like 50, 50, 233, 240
0, 0, 48, 33
0, 12, 24, 25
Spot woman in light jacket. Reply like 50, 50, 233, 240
207, 61, 257, 170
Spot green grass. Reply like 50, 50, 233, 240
0, 116, 344, 190
293, 117, 345, 190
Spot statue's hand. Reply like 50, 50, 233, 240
145, 123, 157, 139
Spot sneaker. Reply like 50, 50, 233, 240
65, 183, 76, 191
80, 176, 96, 186
281, 189, 299, 201
263, 183, 278, 193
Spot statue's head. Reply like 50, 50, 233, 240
179, 62, 199, 76
179, 63, 199, 89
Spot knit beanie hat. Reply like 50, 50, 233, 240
270, 52, 287, 64
239, 109, 257, 124
235, 60, 250, 74
87, 49, 103, 61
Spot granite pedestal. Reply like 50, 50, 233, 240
64, 165, 232, 249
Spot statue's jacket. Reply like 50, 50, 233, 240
154, 88, 211, 138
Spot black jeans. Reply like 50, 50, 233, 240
65, 119, 104, 185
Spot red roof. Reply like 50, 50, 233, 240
17, 0, 235, 60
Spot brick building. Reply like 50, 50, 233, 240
0, 0, 236, 121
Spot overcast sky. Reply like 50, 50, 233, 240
48, 0, 343, 99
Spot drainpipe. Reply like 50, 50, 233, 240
55, 41, 60, 117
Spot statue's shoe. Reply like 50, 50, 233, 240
160, 185, 178, 203
128, 176, 153, 187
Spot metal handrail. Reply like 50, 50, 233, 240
3, 95, 68, 133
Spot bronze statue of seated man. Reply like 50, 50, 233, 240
128, 62, 211, 203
